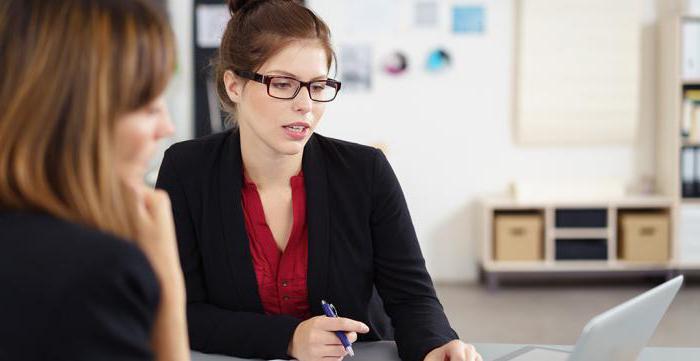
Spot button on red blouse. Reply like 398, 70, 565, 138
241, 171, 310, 320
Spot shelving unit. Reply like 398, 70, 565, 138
479, 197, 675, 289
657, 14, 700, 272
477, 13, 700, 289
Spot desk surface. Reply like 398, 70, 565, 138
191, 341, 700, 361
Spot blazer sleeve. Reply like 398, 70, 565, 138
156, 149, 301, 359
369, 149, 459, 361
45, 242, 160, 361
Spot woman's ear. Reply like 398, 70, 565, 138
223, 70, 243, 104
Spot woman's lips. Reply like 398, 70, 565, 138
282, 124, 309, 140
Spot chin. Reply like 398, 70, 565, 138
277, 144, 305, 156
273, 137, 307, 154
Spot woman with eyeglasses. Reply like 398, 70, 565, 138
0, 0, 189, 360
156, 1, 481, 361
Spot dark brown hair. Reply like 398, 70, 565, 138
215, 0, 336, 124
0, 0, 176, 240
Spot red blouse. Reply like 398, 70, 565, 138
241, 172, 310, 320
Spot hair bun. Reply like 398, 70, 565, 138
228, 0, 261, 15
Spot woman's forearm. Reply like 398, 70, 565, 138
151, 283, 190, 361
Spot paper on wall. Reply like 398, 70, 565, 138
196, 4, 230, 49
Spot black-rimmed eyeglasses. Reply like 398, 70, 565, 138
234, 70, 341, 102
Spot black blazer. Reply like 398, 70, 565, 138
0, 211, 159, 361
156, 130, 458, 361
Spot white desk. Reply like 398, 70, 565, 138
191, 341, 700, 361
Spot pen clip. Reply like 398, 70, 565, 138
328, 303, 338, 317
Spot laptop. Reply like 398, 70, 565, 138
494, 275, 684, 361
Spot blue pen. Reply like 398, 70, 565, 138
321, 300, 355, 357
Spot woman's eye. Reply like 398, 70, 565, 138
272, 81, 292, 89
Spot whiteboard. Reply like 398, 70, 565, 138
515, 0, 641, 145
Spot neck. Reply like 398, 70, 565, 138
239, 131, 303, 189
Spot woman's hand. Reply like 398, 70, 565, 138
423, 340, 482, 361
135, 188, 190, 361
288, 316, 370, 361
135, 188, 185, 294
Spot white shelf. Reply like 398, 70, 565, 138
482, 196, 673, 209
482, 260, 669, 273
480, 197, 674, 282
674, 261, 700, 270
553, 228, 608, 239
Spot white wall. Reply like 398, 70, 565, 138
165, 0, 194, 143
163, 0, 662, 282
307, 0, 660, 282
146, 0, 194, 185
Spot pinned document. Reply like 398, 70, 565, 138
685, 90, 700, 143
695, 147, 700, 197
452, 6, 485, 34
682, 20, 700, 79
682, 147, 696, 198
195, 4, 229, 48
415, 1, 439, 28
340, 44, 373, 91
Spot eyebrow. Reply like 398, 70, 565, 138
266, 69, 328, 81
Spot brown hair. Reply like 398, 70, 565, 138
215, 0, 336, 124
0, 0, 176, 240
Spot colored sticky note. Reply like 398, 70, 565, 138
452, 6, 485, 34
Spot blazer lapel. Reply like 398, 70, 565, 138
218, 130, 264, 313
303, 135, 331, 316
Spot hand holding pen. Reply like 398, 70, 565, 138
288, 301, 369, 361
321, 300, 356, 356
